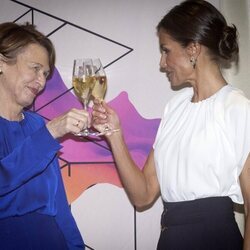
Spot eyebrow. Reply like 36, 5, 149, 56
31, 62, 43, 66
31, 62, 49, 70
160, 45, 169, 51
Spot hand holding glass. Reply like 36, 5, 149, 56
91, 58, 119, 135
72, 58, 114, 136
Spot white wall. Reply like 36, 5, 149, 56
220, 0, 250, 97
220, 0, 250, 235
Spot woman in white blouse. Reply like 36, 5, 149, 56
92, 1, 250, 249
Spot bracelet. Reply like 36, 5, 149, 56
112, 129, 120, 133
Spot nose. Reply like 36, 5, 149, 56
37, 68, 48, 81
36, 71, 47, 89
159, 53, 167, 72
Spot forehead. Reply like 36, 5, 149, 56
17, 43, 49, 68
158, 29, 180, 48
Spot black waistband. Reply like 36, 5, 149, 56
161, 196, 234, 228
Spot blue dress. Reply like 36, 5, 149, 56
0, 111, 84, 249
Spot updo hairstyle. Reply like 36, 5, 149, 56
157, 0, 239, 63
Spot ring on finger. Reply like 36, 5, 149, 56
75, 120, 80, 127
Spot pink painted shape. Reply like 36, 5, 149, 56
35, 68, 160, 194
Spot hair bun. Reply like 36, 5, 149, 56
218, 25, 239, 60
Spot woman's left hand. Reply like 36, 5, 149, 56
92, 99, 121, 137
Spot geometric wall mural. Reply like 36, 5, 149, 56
9, 1, 161, 249
3, 0, 247, 248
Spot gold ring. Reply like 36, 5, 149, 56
75, 120, 80, 127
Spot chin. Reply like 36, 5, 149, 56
22, 98, 35, 108
170, 81, 191, 91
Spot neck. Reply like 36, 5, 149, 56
191, 81, 227, 103
0, 100, 23, 121
0, 83, 24, 121
0, 108, 24, 121
190, 63, 227, 103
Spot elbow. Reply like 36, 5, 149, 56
244, 202, 250, 218
133, 198, 155, 211
130, 190, 159, 211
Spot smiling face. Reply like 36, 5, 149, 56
158, 29, 195, 88
0, 43, 50, 109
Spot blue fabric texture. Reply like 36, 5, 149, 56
0, 111, 84, 249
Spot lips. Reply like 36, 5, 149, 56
166, 71, 172, 80
28, 86, 39, 96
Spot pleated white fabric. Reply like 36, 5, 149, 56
154, 85, 250, 203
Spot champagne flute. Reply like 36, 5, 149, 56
91, 58, 107, 101
72, 58, 99, 136
91, 58, 119, 135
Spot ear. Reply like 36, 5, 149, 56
0, 53, 4, 66
0, 53, 8, 73
186, 42, 201, 58
0, 54, 3, 74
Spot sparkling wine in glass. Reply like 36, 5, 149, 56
91, 58, 119, 135
91, 58, 107, 101
72, 58, 98, 136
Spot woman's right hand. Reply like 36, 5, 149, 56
92, 99, 121, 137
46, 108, 91, 139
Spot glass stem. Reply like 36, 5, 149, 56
83, 99, 88, 111
82, 99, 89, 134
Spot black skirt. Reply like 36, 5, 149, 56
0, 212, 68, 250
157, 196, 243, 250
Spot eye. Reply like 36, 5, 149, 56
43, 71, 50, 79
33, 65, 41, 73
161, 48, 169, 55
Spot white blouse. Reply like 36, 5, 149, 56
153, 85, 250, 204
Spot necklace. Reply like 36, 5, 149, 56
20, 112, 25, 121
0, 112, 24, 121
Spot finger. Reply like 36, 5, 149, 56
71, 109, 90, 118
93, 98, 102, 105
73, 117, 90, 130
100, 101, 112, 114
93, 111, 108, 121
75, 120, 80, 127
93, 102, 106, 112
93, 117, 108, 125
67, 109, 91, 128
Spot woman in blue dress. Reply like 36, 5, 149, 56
92, 1, 250, 249
0, 22, 88, 249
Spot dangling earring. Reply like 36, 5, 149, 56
190, 56, 196, 69
0, 69, 2, 75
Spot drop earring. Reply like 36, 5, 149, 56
190, 56, 196, 69
0, 69, 2, 75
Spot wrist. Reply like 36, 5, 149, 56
106, 127, 123, 140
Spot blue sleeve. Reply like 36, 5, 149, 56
54, 165, 85, 250
0, 125, 61, 196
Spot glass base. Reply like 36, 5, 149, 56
75, 127, 120, 137
76, 129, 102, 137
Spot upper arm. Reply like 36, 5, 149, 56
142, 149, 161, 205
240, 153, 250, 216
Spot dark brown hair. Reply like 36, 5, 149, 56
157, 0, 239, 62
0, 22, 55, 78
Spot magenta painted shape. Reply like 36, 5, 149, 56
35, 68, 160, 171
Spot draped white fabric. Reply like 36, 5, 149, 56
154, 85, 250, 203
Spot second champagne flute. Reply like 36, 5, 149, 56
91, 58, 120, 135
91, 58, 107, 101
